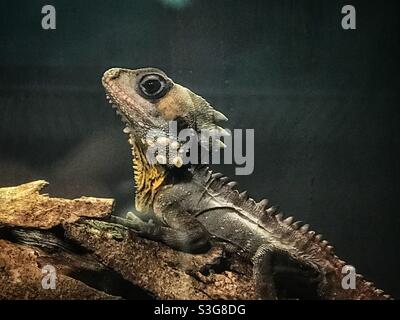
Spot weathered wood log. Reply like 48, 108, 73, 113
0, 239, 117, 300
0, 180, 113, 229
0, 181, 255, 300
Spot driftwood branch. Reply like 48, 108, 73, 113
0, 181, 255, 300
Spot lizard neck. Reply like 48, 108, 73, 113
131, 140, 166, 213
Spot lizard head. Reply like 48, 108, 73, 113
102, 67, 229, 167
102, 67, 229, 212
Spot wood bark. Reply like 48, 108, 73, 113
0, 180, 255, 299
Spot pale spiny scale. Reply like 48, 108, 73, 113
291, 221, 303, 229
266, 205, 278, 215
283, 216, 294, 225
211, 172, 223, 179
219, 176, 229, 183
275, 212, 284, 221
307, 230, 316, 238
216, 126, 230, 136
239, 191, 248, 200
300, 224, 309, 233
226, 181, 238, 188
216, 139, 227, 149
257, 199, 269, 211
213, 110, 228, 122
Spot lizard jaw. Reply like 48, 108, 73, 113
102, 70, 143, 148
103, 94, 136, 146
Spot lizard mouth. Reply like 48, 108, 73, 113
106, 99, 137, 146
103, 70, 124, 110
102, 69, 131, 123
102, 69, 159, 149
102, 71, 138, 144
104, 90, 134, 133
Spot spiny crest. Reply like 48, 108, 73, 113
187, 91, 230, 151
195, 169, 393, 299
359, 279, 392, 299
205, 168, 337, 256
208, 172, 258, 213
188, 92, 228, 131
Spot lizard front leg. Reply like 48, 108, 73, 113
115, 209, 211, 253
156, 209, 211, 253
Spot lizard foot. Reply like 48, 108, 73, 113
110, 212, 156, 233
123, 211, 163, 239
126, 211, 148, 224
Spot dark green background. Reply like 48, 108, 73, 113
0, 0, 399, 297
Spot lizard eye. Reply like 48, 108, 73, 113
138, 74, 171, 99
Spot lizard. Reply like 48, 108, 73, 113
101, 66, 391, 300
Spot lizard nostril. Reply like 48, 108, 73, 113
103, 68, 121, 82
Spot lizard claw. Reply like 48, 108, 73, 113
126, 211, 143, 222
122, 212, 159, 236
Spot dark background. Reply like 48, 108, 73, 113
0, 0, 399, 297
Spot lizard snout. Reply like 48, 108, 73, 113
102, 68, 121, 84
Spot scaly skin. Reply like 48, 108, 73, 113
102, 67, 391, 300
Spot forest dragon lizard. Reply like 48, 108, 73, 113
102, 67, 391, 300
